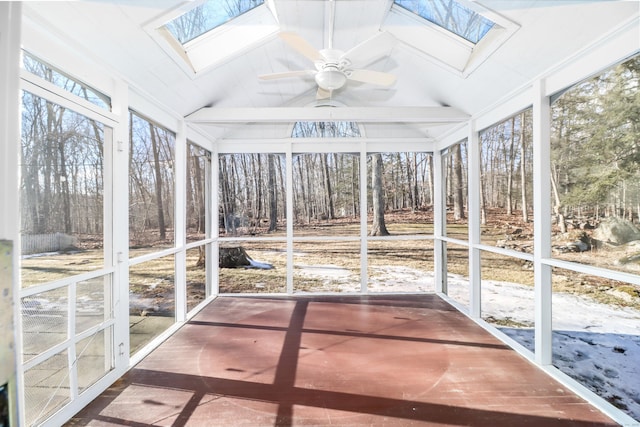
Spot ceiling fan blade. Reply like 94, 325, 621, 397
316, 87, 332, 100
279, 32, 324, 63
258, 70, 316, 80
340, 31, 397, 68
347, 69, 396, 86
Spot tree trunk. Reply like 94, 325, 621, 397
453, 143, 466, 220
370, 153, 389, 236
57, 130, 72, 233
520, 112, 529, 222
219, 157, 235, 234
506, 116, 516, 216
255, 154, 263, 223
321, 153, 335, 219
268, 154, 277, 231
550, 164, 566, 233
412, 152, 419, 211
427, 154, 434, 207
149, 123, 166, 240
352, 156, 358, 217
479, 148, 487, 225
219, 246, 251, 268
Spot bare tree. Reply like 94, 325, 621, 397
453, 143, 466, 220
370, 153, 389, 236
149, 124, 166, 240
268, 154, 277, 231
519, 112, 529, 223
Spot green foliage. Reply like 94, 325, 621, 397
551, 55, 640, 211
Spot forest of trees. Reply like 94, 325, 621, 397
479, 109, 533, 225
217, 150, 434, 236
128, 112, 176, 247
551, 55, 640, 230
20, 54, 107, 249
217, 120, 437, 236
444, 55, 639, 231
20, 48, 639, 253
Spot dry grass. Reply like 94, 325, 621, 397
19, 211, 639, 312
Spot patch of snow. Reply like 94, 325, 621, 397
295, 264, 353, 279
367, 266, 434, 292
247, 258, 273, 269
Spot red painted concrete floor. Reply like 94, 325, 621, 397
67, 294, 618, 426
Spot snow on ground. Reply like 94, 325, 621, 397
296, 264, 640, 422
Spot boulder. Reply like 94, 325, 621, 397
592, 217, 640, 245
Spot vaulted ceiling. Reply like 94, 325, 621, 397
21, 0, 640, 141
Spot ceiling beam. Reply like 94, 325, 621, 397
185, 107, 469, 124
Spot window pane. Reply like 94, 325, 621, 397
550, 55, 640, 275
219, 153, 286, 237
23, 351, 70, 427
129, 255, 175, 355
22, 51, 111, 110
443, 242, 470, 309
443, 142, 468, 240
292, 121, 361, 138
129, 112, 176, 256
219, 241, 286, 293
367, 239, 434, 292
186, 246, 208, 311
552, 267, 640, 420
20, 92, 106, 288
479, 110, 534, 249
76, 276, 111, 334
367, 152, 433, 236
293, 240, 360, 293
76, 328, 113, 393
394, 0, 494, 43
165, 0, 264, 44
187, 143, 210, 242
481, 250, 535, 354
21, 287, 68, 363
293, 153, 360, 237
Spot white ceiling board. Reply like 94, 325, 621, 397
19, 0, 639, 143
186, 106, 469, 124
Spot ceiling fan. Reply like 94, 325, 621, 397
259, 30, 397, 100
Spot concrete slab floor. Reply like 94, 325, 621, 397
67, 294, 619, 426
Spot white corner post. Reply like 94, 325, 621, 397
211, 146, 220, 296
286, 147, 294, 294
111, 78, 131, 365
0, 3, 22, 426
532, 78, 553, 365
174, 120, 187, 322
433, 149, 445, 294
467, 120, 482, 318
360, 143, 368, 293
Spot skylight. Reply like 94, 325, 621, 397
394, 0, 494, 44
165, 0, 264, 45
149, 0, 277, 75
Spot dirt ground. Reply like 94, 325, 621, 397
19, 208, 640, 314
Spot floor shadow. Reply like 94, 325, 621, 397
67, 295, 619, 427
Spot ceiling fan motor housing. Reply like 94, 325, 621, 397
315, 66, 347, 90
315, 49, 349, 91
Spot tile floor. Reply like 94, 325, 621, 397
67, 294, 618, 426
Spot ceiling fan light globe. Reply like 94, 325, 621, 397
315, 69, 347, 91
